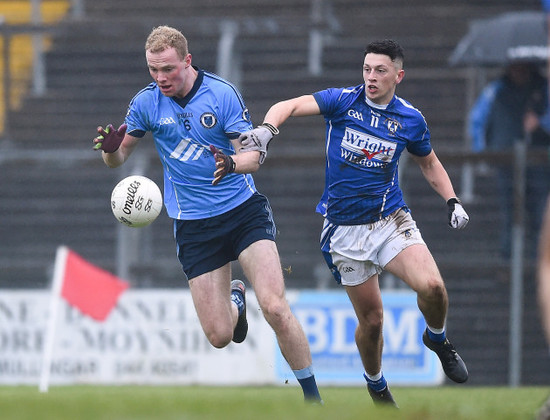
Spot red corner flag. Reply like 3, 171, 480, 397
40, 246, 129, 392
60, 247, 129, 321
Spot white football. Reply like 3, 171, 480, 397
111, 175, 163, 228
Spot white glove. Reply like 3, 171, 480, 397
447, 197, 469, 229
238, 123, 279, 164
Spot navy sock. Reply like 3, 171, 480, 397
426, 326, 446, 343
231, 289, 244, 316
364, 373, 387, 392
294, 367, 322, 402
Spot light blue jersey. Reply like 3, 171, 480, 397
125, 68, 255, 220
313, 84, 432, 225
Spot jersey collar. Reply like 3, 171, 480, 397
171, 66, 204, 109
363, 90, 396, 110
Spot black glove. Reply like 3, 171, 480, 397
210, 145, 236, 186
447, 197, 469, 229
93, 123, 127, 153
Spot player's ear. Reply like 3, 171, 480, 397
184, 53, 192, 68
395, 69, 405, 84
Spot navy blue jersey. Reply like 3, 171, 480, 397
313, 84, 432, 225
125, 68, 255, 220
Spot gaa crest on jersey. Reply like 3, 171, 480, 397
200, 112, 217, 129
385, 118, 402, 136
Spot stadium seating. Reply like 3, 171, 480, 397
0, 0, 70, 132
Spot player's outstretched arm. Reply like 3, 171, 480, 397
238, 95, 321, 163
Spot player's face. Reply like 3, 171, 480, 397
362, 53, 404, 105
146, 47, 192, 98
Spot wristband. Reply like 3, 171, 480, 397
261, 122, 280, 136
227, 155, 236, 173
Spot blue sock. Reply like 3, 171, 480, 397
364, 372, 387, 392
293, 366, 322, 402
426, 326, 446, 343
231, 289, 244, 316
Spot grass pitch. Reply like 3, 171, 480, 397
0, 385, 548, 420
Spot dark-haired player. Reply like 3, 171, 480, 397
232, 39, 469, 407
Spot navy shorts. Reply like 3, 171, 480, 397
174, 192, 277, 281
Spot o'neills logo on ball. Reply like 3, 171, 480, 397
123, 180, 141, 215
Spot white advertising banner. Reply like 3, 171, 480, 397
0, 290, 276, 385
0, 289, 442, 386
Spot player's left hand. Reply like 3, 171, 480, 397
447, 197, 469, 229
93, 123, 127, 153
238, 123, 279, 164
210, 145, 236, 186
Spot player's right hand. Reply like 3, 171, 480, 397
93, 123, 127, 153
238, 123, 279, 164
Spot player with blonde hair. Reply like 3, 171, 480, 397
93, 26, 322, 403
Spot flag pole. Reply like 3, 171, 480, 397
39, 245, 69, 393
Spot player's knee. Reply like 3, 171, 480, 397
206, 329, 233, 349
422, 276, 447, 302
261, 298, 291, 330
358, 309, 383, 338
